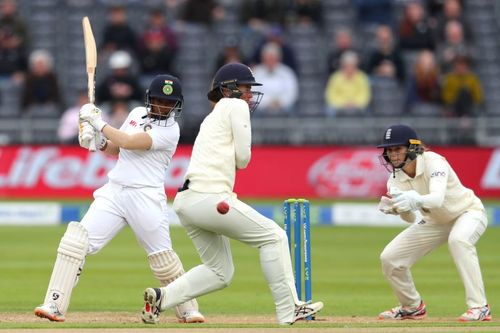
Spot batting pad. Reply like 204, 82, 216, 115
148, 250, 199, 318
44, 222, 89, 314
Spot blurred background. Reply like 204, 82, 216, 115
1, 0, 500, 227
0, 0, 499, 145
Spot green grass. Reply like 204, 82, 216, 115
0, 224, 499, 328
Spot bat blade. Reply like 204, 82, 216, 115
82, 16, 96, 104
82, 16, 97, 151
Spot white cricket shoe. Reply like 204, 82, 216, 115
141, 287, 162, 324
378, 300, 426, 320
179, 310, 205, 323
34, 302, 65, 322
459, 305, 491, 322
293, 301, 324, 322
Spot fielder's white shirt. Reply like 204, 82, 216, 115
387, 151, 484, 224
185, 98, 251, 193
107, 107, 180, 187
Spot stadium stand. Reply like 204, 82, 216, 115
0, 0, 499, 146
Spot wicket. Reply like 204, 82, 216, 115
283, 198, 312, 308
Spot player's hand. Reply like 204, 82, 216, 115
79, 103, 107, 131
378, 196, 398, 215
392, 190, 423, 213
78, 121, 95, 149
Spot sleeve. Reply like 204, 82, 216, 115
420, 156, 449, 209
148, 124, 180, 151
230, 101, 252, 169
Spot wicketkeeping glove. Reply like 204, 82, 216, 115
378, 196, 398, 215
391, 190, 423, 213
79, 103, 107, 131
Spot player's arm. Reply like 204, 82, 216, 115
79, 103, 152, 153
230, 101, 251, 170
101, 125, 152, 151
419, 158, 449, 209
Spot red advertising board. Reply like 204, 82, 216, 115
1, 145, 500, 199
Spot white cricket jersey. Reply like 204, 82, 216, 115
107, 107, 180, 187
387, 151, 484, 224
185, 98, 252, 193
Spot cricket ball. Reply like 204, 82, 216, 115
216, 201, 230, 214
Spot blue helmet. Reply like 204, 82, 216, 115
207, 62, 263, 112
377, 124, 423, 171
146, 74, 183, 126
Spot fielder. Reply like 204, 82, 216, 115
34, 74, 204, 324
140, 63, 324, 325
377, 124, 491, 322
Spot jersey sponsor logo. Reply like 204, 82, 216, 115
430, 171, 446, 178
129, 120, 137, 127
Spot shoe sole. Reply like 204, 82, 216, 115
178, 317, 206, 323
459, 315, 491, 322
34, 308, 65, 322
378, 314, 427, 320
141, 289, 159, 324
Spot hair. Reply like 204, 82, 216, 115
28, 49, 54, 71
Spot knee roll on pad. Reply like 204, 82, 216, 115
58, 222, 89, 260
148, 250, 185, 285
148, 250, 199, 318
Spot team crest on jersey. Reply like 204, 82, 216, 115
162, 80, 173, 95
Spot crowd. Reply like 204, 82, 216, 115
0, 0, 488, 144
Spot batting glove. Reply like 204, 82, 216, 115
78, 121, 95, 149
378, 196, 398, 215
79, 103, 107, 131
392, 190, 423, 213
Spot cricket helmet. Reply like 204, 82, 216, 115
146, 74, 183, 126
377, 124, 423, 171
207, 62, 263, 112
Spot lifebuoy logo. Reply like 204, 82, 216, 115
308, 150, 388, 197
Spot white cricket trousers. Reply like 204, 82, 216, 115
163, 189, 300, 324
380, 210, 488, 309
81, 182, 173, 255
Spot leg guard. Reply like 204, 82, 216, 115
148, 250, 201, 320
43, 222, 88, 314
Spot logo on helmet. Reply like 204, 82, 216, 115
385, 128, 392, 140
162, 80, 173, 95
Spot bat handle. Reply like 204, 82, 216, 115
88, 137, 97, 152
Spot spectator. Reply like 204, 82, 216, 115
398, 1, 435, 51
437, 20, 473, 73
324, 51, 371, 116
58, 90, 88, 144
326, 28, 357, 74
240, 0, 288, 29
291, 0, 323, 27
215, 36, 248, 70
96, 50, 143, 105
181, 0, 224, 27
21, 49, 61, 116
353, 0, 394, 28
441, 56, 483, 117
137, 9, 179, 88
0, 0, 27, 82
252, 42, 298, 116
434, 0, 472, 42
251, 25, 298, 73
101, 5, 137, 56
405, 50, 442, 115
105, 100, 129, 129
366, 25, 405, 84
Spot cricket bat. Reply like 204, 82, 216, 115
82, 16, 97, 152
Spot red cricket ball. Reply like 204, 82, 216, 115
216, 201, 230, 214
